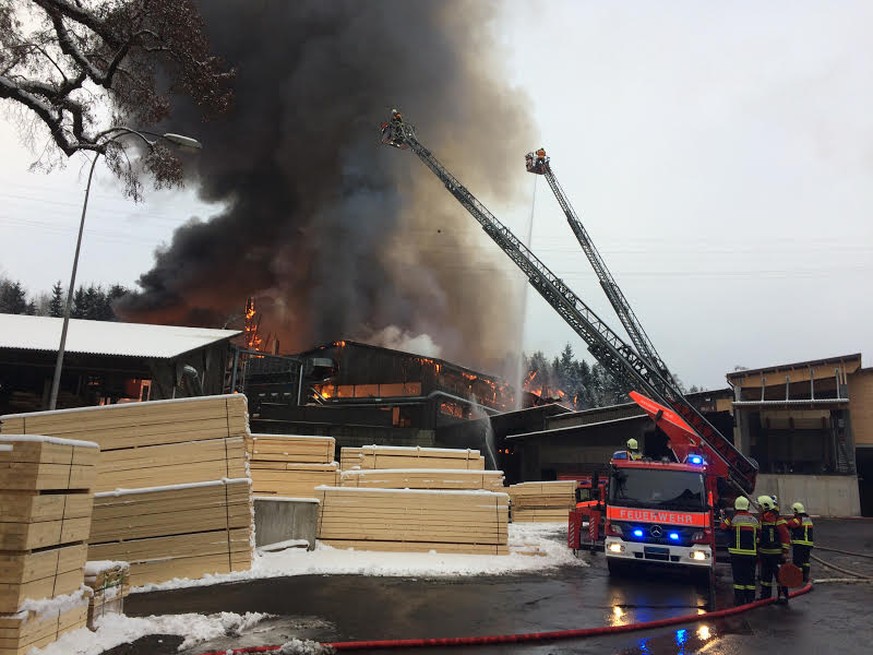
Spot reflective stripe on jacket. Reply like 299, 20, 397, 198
758, 510, 790, 555
787, 514, 814, 547
723, 510, 758, 555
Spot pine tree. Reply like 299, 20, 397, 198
0, 280, 30, 315
49, 282, 64, 318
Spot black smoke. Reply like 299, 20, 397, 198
118, 0, 534, 375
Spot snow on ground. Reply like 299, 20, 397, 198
135, 521, 582, 593
32, 522, 580, 655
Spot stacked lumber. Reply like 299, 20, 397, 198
1, 396, 255, 586
83, 561, 129, 629
316, 487, 509, 554
247, 435, 339, 497
339, 447, 363, 471
341, 468, 505, 491
0, 436, 98, 654
0, 590, 91, 655
507, 480, 577, 523
356, 445, 485, 471
0, 395, 249, 493
89, 479, 252, 587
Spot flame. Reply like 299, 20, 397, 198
522, 368, 569, 403
243, 297, 263, 351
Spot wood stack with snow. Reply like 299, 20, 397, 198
340, 468, 504, 491
0, 395, 254, 587
316, 487, 509, 554
507, 480, 577, 523
0, 395, 248, 492
354, 445, 486, 471
247, 434, 338, 497
320, 445, 507, 554
0, 435, 98, 654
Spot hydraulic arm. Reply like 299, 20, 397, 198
381, 112, 757, 495
525, 149, 671, 382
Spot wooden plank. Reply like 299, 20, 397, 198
340, 469, 504, 491
248, 435, 335, 464
0, 569, 83, 614
0, 590, 88, 655
125, 551, 252, 587
0, 395, 250, 451
0, 462, 95, 492
94, 456, 247, 493
0, 493, 92, 523
88, 527, 251, 564
318, 539, 508, 555
0, 518, 91, 551
0, 437, 99, 467
0, 544, 87, 585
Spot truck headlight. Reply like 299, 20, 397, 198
607, 542, 625, 554
690, 551, 710, 561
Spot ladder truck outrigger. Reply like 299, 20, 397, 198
381, 112, 759, 597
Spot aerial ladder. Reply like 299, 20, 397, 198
525, 149, 671, 383
380, 111, 758, 496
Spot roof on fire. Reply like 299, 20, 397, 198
0, 314, 242, 359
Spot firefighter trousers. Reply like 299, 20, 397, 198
759, 553, 788, 600
793, 545, 812, 582
729, 553, 757, 605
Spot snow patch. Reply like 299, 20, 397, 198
31, 611, 269, 655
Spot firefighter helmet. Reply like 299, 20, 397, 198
757, 495, 775, 511
626, 438, 639, 450
791, 502, 805, 514
734, 496, 750, 511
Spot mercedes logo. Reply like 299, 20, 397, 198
650, 525, 663, 537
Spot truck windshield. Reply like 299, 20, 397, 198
608, 468, 706, 511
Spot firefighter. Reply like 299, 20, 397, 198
721, 496, 759, 605
625, 438, 642, 461
786, 501, 814, 582
757, 495, 791, 604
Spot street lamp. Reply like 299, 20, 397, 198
47, 127, 202, 410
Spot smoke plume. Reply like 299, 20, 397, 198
117, 0, 534, 376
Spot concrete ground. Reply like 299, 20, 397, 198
112, 518, 873, 655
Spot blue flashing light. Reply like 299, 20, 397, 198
688, 455, 704, 465
632, 529, 644, 538
669, 532, 680, 541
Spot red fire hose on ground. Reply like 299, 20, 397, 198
194, 583, 813, 655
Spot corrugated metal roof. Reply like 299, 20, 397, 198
0, 314, 242, 359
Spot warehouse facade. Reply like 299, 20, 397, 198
0, 314, 241, 413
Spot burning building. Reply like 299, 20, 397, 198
249, 340, 515, 461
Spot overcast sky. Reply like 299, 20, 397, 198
1, 1, 871, 390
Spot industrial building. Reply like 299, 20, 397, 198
0, 314, 241, 413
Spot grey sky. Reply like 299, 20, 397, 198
1, 1, 871, 390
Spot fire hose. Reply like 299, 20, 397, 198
194, 583, 813, 655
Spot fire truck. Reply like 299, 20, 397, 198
381, 114, 758, 601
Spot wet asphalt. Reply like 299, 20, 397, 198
110, 518, 873, 655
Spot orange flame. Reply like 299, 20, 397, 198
243, 297, 263, 351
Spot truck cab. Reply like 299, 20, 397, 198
603, 456, 717, 578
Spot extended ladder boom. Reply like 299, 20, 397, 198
381, 113, 758, 495
525, 149, 671, 381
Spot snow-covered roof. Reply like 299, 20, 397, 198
0, 314, 242, 359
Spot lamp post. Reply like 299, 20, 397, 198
47, 128, 202, 410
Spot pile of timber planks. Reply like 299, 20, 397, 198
353, 445, 485, 471
89, 479, 252, 587
340, 468, 505, 492
0, 436, 98, 654
339, 447, 363, 472
0, 395, 249, 493
316, 486, 509, 554
247, 434, 339, 497
1, 395, 255, 587
83, 561, 129, 630
507, 480, 577, 523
